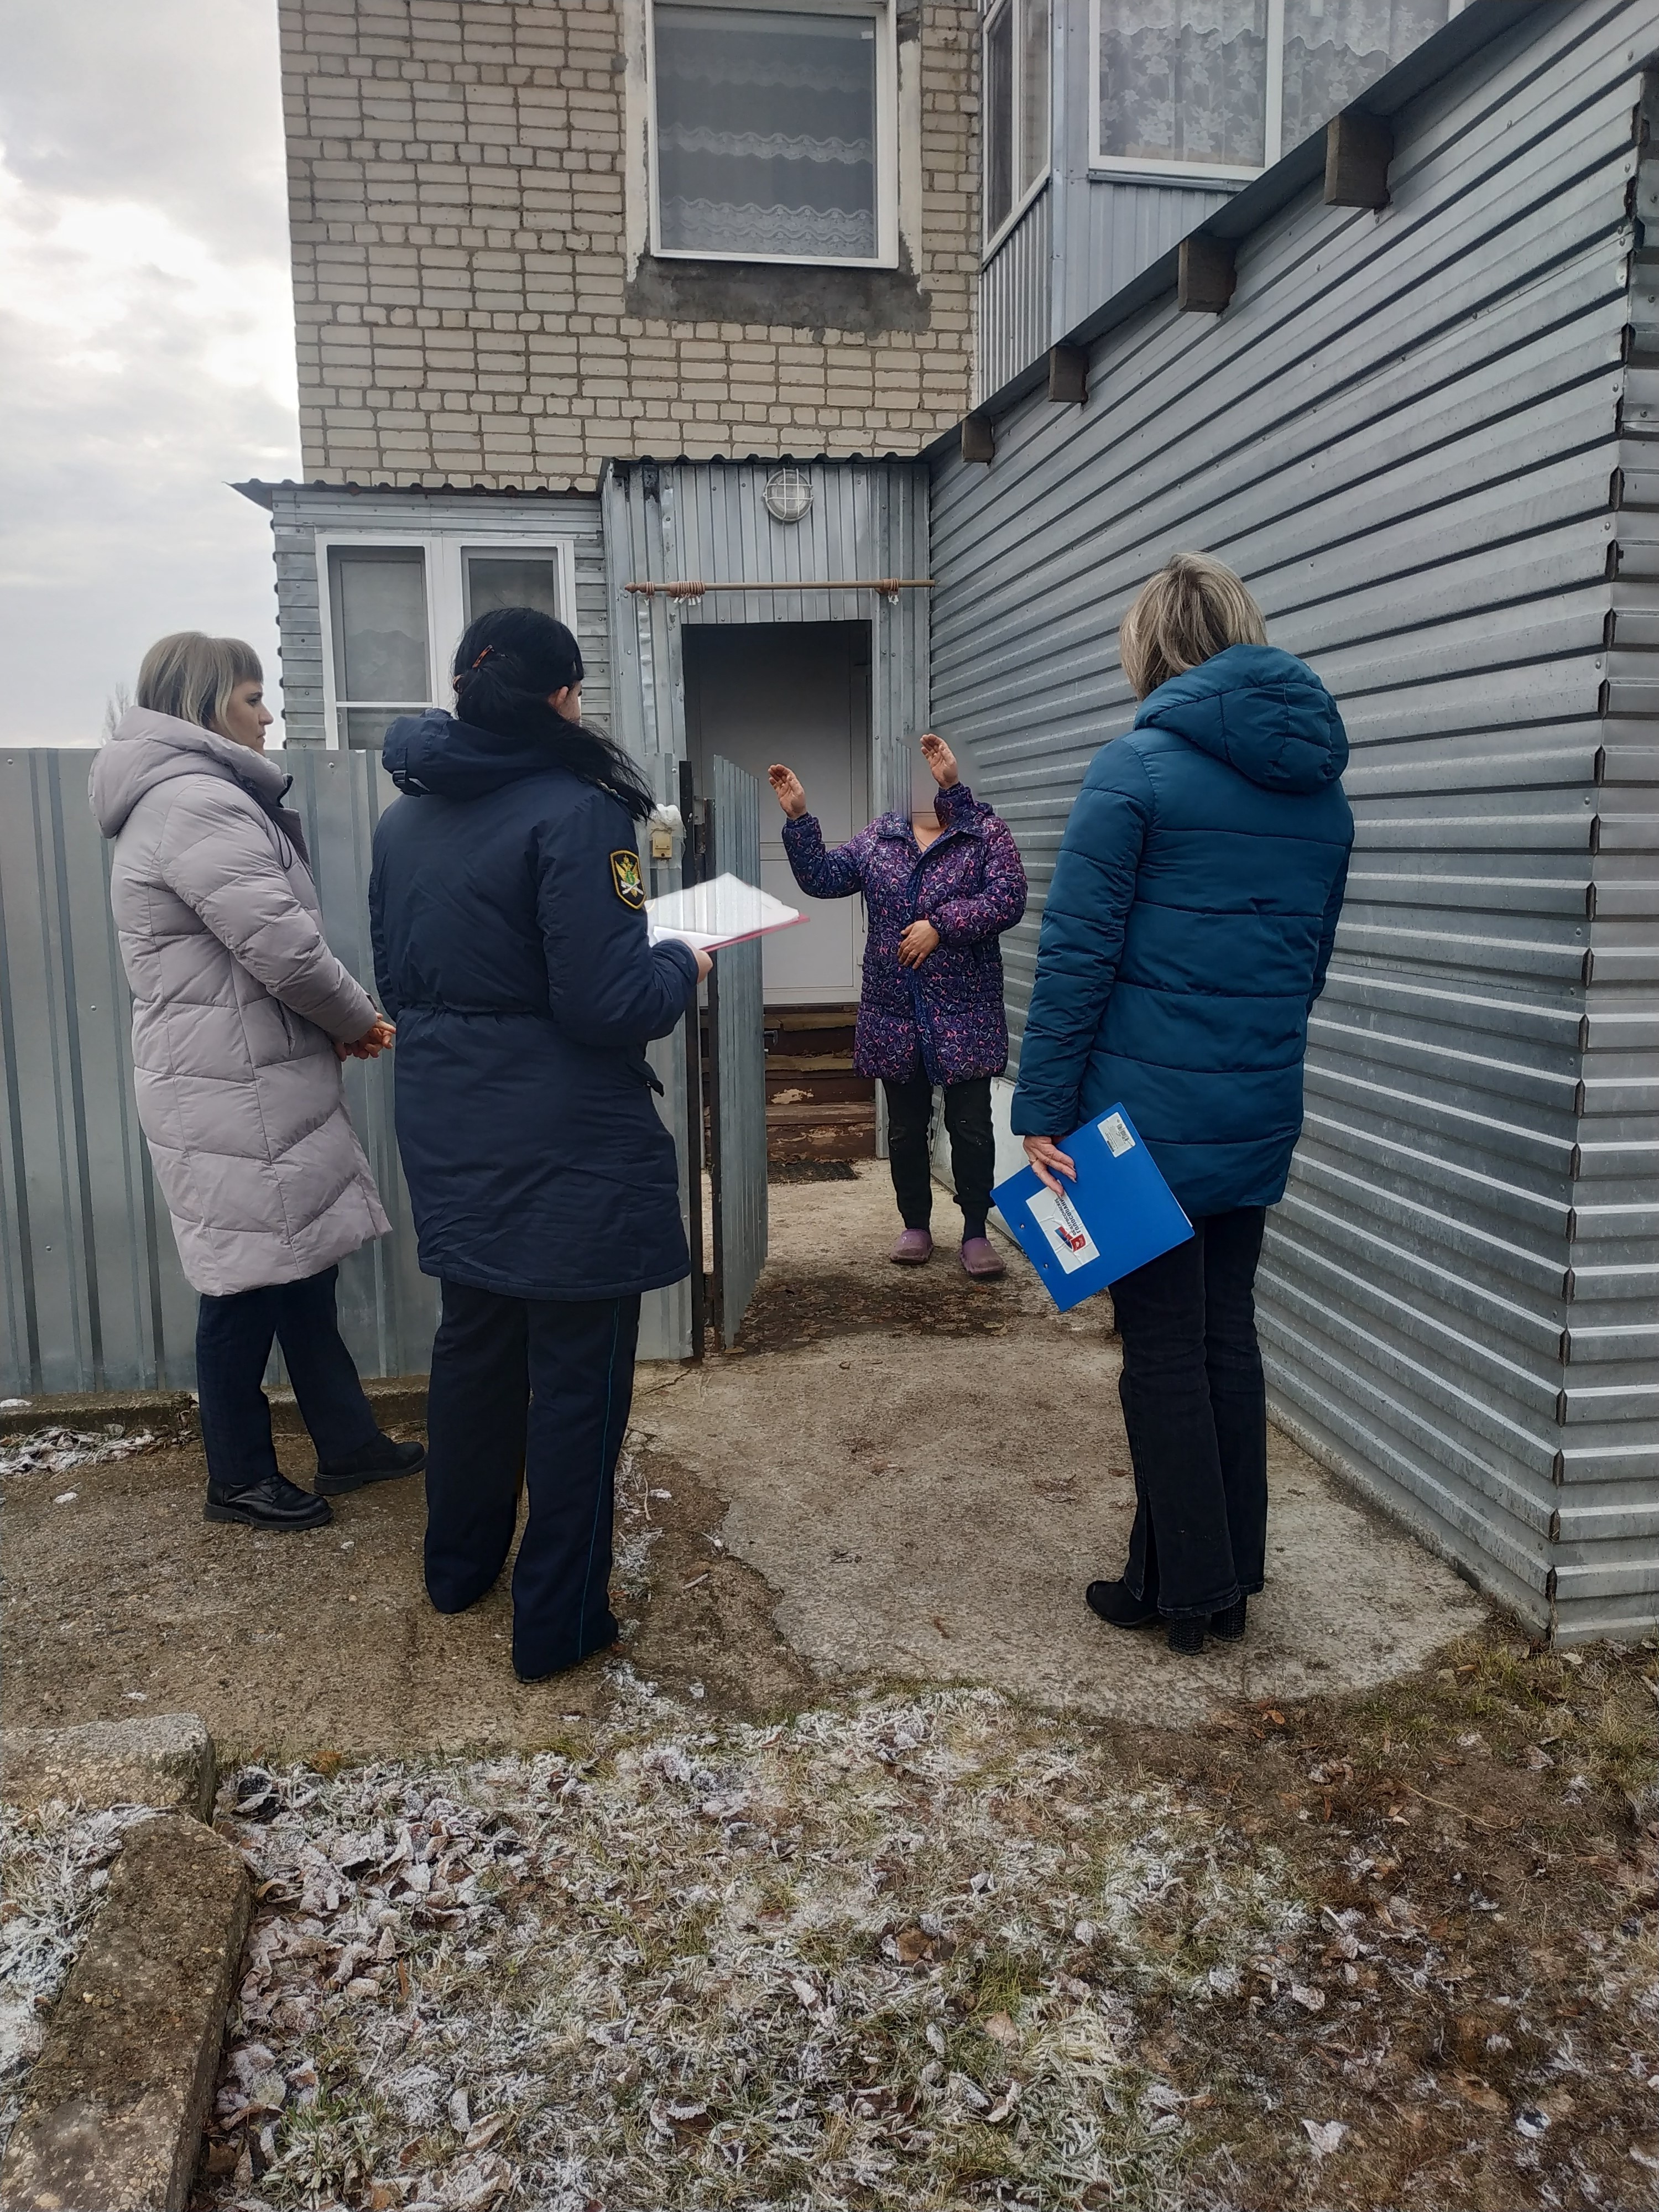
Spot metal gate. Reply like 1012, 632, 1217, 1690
706, 755, 768, 1348
672, 755, 768, 1356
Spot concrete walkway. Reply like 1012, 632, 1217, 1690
0, 1165, 1485, 1757
637, 1163, 1485, 1726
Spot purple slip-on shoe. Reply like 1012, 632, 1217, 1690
959, 1235, 1006, 1279
891, 1228, 933, 1265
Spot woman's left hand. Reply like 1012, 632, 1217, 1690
897, 919, 940, 968
337, 1016, 396, 1061
920, 731, 959, 789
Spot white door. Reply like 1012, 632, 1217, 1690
684, 623, 871, 1004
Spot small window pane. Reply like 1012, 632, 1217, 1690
1098, 0, 1267, 171
328, 547, 429, 703
464, 552, 564, 623
1019, 0, 1050, 199
343, 709, 400, 752
985, 2, 1015, 236
1281, 0, 1447, 152
655, 5, 878, 260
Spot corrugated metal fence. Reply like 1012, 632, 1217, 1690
930, 0, 1658, 1640
1, 747, 434, 1396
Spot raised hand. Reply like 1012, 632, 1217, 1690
768, 764, 808, 819
919, 731, 959, 789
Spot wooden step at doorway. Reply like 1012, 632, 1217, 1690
764, 1004, 875, 1165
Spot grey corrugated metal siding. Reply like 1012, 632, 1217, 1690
980, 187, 1052, 403
602, 458, 931, 831
268, 486, 611, 745
1, 747, 436, 1395
930, 0, 1658, 1640
709, 755, 768, 1347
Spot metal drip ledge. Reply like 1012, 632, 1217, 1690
625, 578, 933, 603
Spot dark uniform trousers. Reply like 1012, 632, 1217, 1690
424, 1279, 640, 1678
1112, 1206, 1269, 1621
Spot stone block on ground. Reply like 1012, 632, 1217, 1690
2, 1713, 216, 1820
0, 1812, 251, 2212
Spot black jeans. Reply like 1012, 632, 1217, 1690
883, 1073, 995, 1237
424, 1280, 640, 1679
195, 1265, 380, 1494
1110, 1207, 1269, 1620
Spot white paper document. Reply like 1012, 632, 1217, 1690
646, 872, 805, 953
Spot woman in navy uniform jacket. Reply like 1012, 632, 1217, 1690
1013, 554, 1353, 1657
369, 608, 707, 1681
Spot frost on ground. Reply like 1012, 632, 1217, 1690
0, 1798, 156, 2157
197, 1688, 1307, 2212
0, 1426, 159, 1483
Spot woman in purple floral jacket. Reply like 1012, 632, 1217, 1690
769, 733, 1027, 1277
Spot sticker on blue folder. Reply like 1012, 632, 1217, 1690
990, 1104, 1194, 1313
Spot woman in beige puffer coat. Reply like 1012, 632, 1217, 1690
90, 632, 424, 1531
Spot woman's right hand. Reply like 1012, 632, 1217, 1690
768, 764, 808, 819
692, 948, 713, 983
1022, 1134, 1076, 1194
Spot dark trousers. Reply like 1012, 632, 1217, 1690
1110, 1207, 1269, 1620
883, 1073, 995, 1236
424, 1280, 640, 1678
195, 1265, 380, 1494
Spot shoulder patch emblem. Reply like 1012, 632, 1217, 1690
610, 848, 646, 910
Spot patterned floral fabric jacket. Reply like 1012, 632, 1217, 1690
781, 780, 1028, 1084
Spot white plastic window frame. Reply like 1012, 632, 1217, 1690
1087, 0, 1467, 187
982, 0, 1052, 262
646, 0, 899, 269
314, 531, 578, 752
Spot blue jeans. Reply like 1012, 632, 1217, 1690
422, 1281, 640, 1679
1112, 1207, 1269, 1620
195, 1266, 380, 1494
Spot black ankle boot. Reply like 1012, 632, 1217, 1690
316, 1433, 426, 1495
1086, 1579, 1159, 1630
1166, 1616, 1206, 1655
1209, 1595, 1248, 1642
205, 1473, 332, 1530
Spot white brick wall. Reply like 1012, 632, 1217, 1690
281, 0, 979, 486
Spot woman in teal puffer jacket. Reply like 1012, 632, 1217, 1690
1013, 554, 1353, 1657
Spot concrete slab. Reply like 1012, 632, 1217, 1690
2, 1713, 216, 1820
637, 1162, 1488, 1723
0, 1813, 250, 2212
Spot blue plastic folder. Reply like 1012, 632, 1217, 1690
991, 1104, 1193, 1312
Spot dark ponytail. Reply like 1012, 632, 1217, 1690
451, 607, 656, 821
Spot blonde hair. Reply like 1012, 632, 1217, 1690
136, 632, 262, 738
1119, 552, 1268, 700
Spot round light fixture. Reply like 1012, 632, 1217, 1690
763, 466, 813, 524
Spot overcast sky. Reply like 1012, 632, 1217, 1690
0, 0, 300, 745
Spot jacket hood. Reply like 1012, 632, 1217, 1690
1134, 644, 1348, 794
383, 708, 566, 799
90, 706, 290, 838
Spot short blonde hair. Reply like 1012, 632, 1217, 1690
1119, 552, 1268, 700
136, 632, 262, 738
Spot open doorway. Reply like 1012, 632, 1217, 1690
682, 621, 872, 1004
682, 621, 877, 1162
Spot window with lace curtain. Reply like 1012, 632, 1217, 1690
1092, 0, 1458, 182
649, 1, 897, 266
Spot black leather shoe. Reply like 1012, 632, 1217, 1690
315, 1434, 426, 1495
205, 1474, 333, 1530
1209, 1595, 1248, 1642
1085, 1578, 1159, 1630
